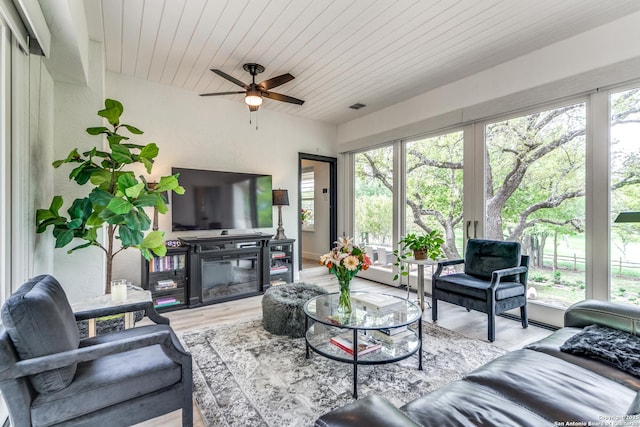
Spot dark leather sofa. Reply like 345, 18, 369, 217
315, 300, 640, 427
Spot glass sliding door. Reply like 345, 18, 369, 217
610, 87, 640, 305
354, 146, 394, 273
485, 102, 586, 308
405, 131, 464, 260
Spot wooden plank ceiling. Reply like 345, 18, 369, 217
85, 0, 640, 124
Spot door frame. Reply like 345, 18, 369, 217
298, 153, 337, 269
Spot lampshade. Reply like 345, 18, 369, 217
614, 211, 640, 223
272, 189, 289, 206
245, 90, 263, 107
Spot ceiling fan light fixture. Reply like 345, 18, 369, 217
245, 90, 263, 107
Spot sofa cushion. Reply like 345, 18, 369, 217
401, 380, 555, 427
1, 275, 79, 394
463, 349, 635, 422
526, 327, 640, 391
464, 239, 520, 280
30, 325, 182, 426
560, 324, 640, 378
435, 273, 525, 300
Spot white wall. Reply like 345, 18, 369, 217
51, 40, 105, 303
105, 72, 337, 285
338, 10, 640, 147
29, 55, 55, 279
301, 159, 331, 260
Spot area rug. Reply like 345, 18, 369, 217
181, 318, 506, 427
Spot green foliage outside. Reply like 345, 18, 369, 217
353, 88, 640, 307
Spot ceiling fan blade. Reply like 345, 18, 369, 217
199, 91, 246, 97
211, 69, 249, 89
258, 73, 294, 90
263, 91, 305, 105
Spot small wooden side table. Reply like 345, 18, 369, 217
71, 287, 169, 337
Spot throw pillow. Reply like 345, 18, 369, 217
560, 324, 640, 378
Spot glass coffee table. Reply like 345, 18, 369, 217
303, 291, 422, 398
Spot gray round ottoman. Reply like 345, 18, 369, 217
262, 282, 328, 338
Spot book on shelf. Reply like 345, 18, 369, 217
155, 297, 180, 307
156, 279, 178, 290
271, 251, 287, 259
351, 293, 405, 314
270, 265, 289, 274
329, 332, 381, 356
149, 254, 186, 273
368, 329, 414, 344
270, 279, 287, 286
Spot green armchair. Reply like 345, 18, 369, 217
432, 239, 529, 342
0, 274, 192, 426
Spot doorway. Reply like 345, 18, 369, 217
298, 153, 337, 270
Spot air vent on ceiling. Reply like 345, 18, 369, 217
349, 103, 366, 110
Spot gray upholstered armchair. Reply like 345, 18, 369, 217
0, 274, 193, 426
432, 239, 529, 342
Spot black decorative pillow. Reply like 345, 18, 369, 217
560, 324, 640, 378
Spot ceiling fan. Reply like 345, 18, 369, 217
200, 63, 305, 112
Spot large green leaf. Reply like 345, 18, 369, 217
36, 217, 67, 233
117, 172, 137, 191
125, 182, 145, 199
122, 124, 143, 135
68, 198, 93, 221
49, 196, 63, 215
110, 143, 133, 164
86, 212, 105, 227
86, 126, 109, 135
151, 243, 167, 258
133, 194, 158, 208
67, 218, 84, 229
124, 209, 151, 231
67, 241, 92, 253
53, 229, 74, 248
139, 143, 159, 160
89, 170, 112, 187
118, 225, 143, 247
142, 230, 164, 249
140, 157, 153, 174
88, 188, 113, 207
107, 197, 134, 215
155, 174, 184, 194
98, 99, 124, 126
99, 209, 124, 225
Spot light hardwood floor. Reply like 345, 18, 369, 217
137, 266, 553, 426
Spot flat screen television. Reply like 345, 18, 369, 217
171, 167, 273, 231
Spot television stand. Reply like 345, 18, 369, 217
178, 234, 292, 307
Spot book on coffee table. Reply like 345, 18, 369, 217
329, 332, 381, 356
351, 293, 404, 314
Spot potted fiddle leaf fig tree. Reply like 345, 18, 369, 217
36, 98, 184, 294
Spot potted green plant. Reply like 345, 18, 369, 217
36, 99, 184, 294
393, 230, 444, 281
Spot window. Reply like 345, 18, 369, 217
354, 146, 394, 268
301, 168, 315, 231
610, 87, 640, 305
485, 103, 587, 308
405, 131, 464, 260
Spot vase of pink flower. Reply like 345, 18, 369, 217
320, 236, 372, 314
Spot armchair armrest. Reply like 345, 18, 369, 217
433, 259, 464, 279
0, 327, 186, 382
565, 299, 640, 334
74, 300, 169, 325
489, 266, 528, 288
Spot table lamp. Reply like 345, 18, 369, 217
272, 189, 289, 240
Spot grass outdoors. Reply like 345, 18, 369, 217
527, 233, 640, 307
